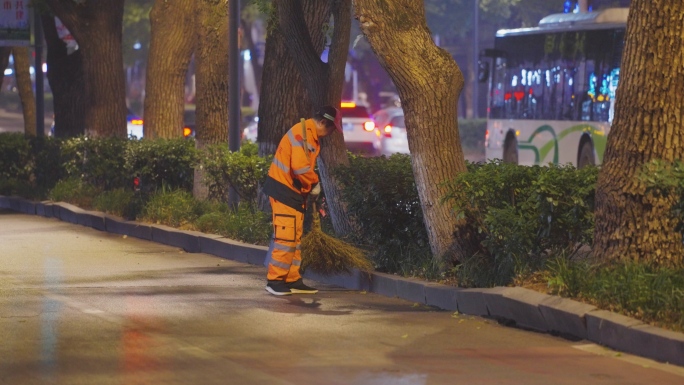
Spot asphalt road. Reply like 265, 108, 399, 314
1, 210, 683, 385
0, 109, 52, 135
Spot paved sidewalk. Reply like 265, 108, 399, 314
2, 210, 683, 384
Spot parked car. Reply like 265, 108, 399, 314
372, 106, 409, 155
50, 108, 144, 138
243, 116, 258, 142
127, 108, 144, 138
340, 102, 381, 156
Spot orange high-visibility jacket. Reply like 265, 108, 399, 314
262, 119, 320, 212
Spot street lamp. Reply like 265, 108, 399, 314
473, 0, 479, 119
229, 0, 241, 207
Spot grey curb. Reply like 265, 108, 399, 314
424, 284, 460, 311
484, 287, 551, 332
303, 268, 371, 291
539, 296, 596, 340
455, 288, 489, 316
2, 195, 683, 367
150, 224, 201, 253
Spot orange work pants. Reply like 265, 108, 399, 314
265, 198, 304, 282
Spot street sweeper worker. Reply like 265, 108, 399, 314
261, 105, 341, 296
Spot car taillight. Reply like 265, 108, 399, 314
363, 121, 375, 132
131, 119, 143, 125
383, 124, 393, 138
183, 127, 192, 137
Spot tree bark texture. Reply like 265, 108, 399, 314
257, 5, 311, 157
195, 0, 229, 145
278, 0, 357, 237
0, 47, 11, 93
12, 47, 36, 137
46, 0, 127, 138
42, 16, 85, 138
193, 0, 230, 200
593, 0, 684, 266
258, 0, 328, 156
144, 0, 196, 139
354, 0, 467, 265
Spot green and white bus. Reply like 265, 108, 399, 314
481, 8, 628, 167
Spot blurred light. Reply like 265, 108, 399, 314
29, 66, 34, 75
131, 119, 143, 125
383, 124, 392, 138
363, 121, 375, 132
133, 41, 142, 50
341, 101, 356, 108
42, 63, 47, 73
4, 69, 12, 75
243, 50, 251, 61
183, 127, 192, 137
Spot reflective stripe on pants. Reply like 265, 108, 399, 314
265, 197, 304, 282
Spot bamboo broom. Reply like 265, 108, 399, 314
301, 202, 374, 276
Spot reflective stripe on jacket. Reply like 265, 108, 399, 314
262, 119, 320, 212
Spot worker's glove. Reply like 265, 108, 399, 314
310, 183, 321, 197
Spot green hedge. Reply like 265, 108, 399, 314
198, 141, 271, 205
443, 161, 598, 287
332, 153, 434, 276
0, 134, 197, 199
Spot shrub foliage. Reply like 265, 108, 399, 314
442, 161, 598, 287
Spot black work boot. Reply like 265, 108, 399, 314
286, 279, 318, 294
266, 280, 292, 296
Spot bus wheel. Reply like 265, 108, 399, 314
503, 134, 518, 164
578, 139, 595, 168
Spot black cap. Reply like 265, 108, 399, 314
317, 105, 342, 131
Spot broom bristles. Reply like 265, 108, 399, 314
301, 206, 373, 276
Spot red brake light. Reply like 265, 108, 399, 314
131, 119, 143, 125
363, 121, 375, 132
383, 124, 392, 138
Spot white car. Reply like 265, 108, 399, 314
340, 102, 381, 156
243, 116, 258, 142
372, 107, 409, 155
127, 109, 144, 139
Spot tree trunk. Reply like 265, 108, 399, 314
12, 47, 36, 137
354, 0, 467, 265
193, 0, 230, 200
279, 0, 357, 237
42, 16, 85, 138
593, 0, 684, 266
143, 0, 196, 139
0, 48, 11, 92
46, 0, 127, 138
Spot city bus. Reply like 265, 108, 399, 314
481, 8, 628, 167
